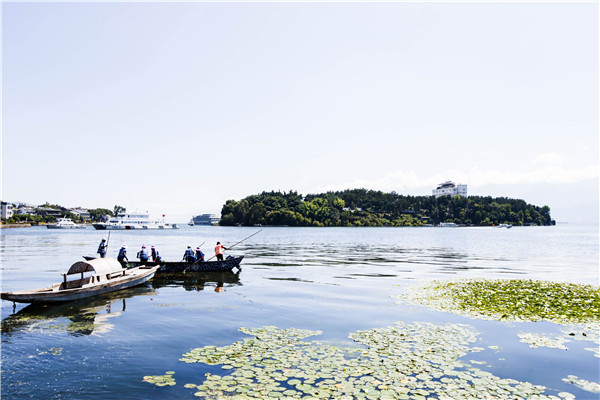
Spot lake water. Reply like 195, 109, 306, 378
1, 225, 598, 399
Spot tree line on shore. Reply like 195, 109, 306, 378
219, 189, 553, 227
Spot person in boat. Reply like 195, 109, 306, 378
151, 245, 161, 262
215, 242, 229, 261
137, 245, 150, 265
97, 239, 107, 258
117, 244, 129, 263
183, 246, 196, 263
195, 247, 205, 262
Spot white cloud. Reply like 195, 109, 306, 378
315, 165, 599, 194
530, 153, 567, 166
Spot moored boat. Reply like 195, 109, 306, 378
92, 212, 178, 230
439, 222, 458, 227
190, 213, 221, 226
1, 258, 159, 303
46, 217, 87, 229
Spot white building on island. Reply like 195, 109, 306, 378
433, 181, 467, 198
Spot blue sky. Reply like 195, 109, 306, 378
2, 2, 598, 223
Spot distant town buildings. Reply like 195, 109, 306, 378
432, 181, 467, 198
69, 207, 91, 219
0, 202, 92, 221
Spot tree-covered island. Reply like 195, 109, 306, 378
219, 189, 553, 227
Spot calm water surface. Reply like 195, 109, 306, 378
1, 225, 598, 399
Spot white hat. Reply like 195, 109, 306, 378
122, 244, 127, 249
142, 245, 146, 248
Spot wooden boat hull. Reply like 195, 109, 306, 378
127, 256, 244, 273
1, 267, 159, 304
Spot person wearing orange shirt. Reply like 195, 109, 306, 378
214, 242, 228, 261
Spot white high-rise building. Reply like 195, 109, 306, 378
432, 181, 467, 198
1, 201, 14, 219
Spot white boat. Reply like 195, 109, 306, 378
497, 224, 513, 229
46, 217, 87, 229
190, 214, 221, 226
1, 258, 159, 303
439, 222, 458, 227
92, 212, 178, 230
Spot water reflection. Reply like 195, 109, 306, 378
151, 270, 241, 292
1, 285, 156, 337
245, 242, 536, 278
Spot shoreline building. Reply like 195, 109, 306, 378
1, 201, 14, 219
433, 181, 467, 198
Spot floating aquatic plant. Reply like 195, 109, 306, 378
37, 347, 63, 356
143, 371, 176, 387
562, 375, 600, 394
560, 324, 600, 358
167, 323, 571, 399
398, 279, 600, 325
517, 333, 570, 350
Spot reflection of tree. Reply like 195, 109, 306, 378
151, 271, 241, 292
1, 285, 155, 337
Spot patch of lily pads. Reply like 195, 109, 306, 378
143, 371, 176, 386
560, 324, 600, 358
562, 375, 600, 394
162, 323, 574, 399
517, 333, 570, 350
36, 347, 63, 356
398, 279, 600, 325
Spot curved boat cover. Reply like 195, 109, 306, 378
67, 258, 124, 275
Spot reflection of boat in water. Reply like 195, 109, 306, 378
46, 217, 87, 229
92, 212, 178, 230
1, 258, 159, 303
1, 285, 156, 336
151, 270, 241, 292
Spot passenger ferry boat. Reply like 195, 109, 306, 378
92, 212, 178, 230
190, 214, 221, 226
438, 222, 458, 227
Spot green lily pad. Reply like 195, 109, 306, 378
398, 279, 600, 324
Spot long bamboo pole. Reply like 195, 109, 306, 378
206, 229, 262, 261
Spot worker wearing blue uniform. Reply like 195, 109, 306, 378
117, 245, 128, 263
195, 247, 205, 262
151, 245, 161, 262
138, 245, 150, 264
183, 246, 195, 263
97, 239, 107, 258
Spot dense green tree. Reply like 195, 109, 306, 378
113, 205, 126, 216
88, 208, 113, 221
218, 189, 553, 227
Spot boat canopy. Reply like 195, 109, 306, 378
67, 258, 124, 276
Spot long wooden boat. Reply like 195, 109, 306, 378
127, 255, 244, 273
1, 258, 159, 304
